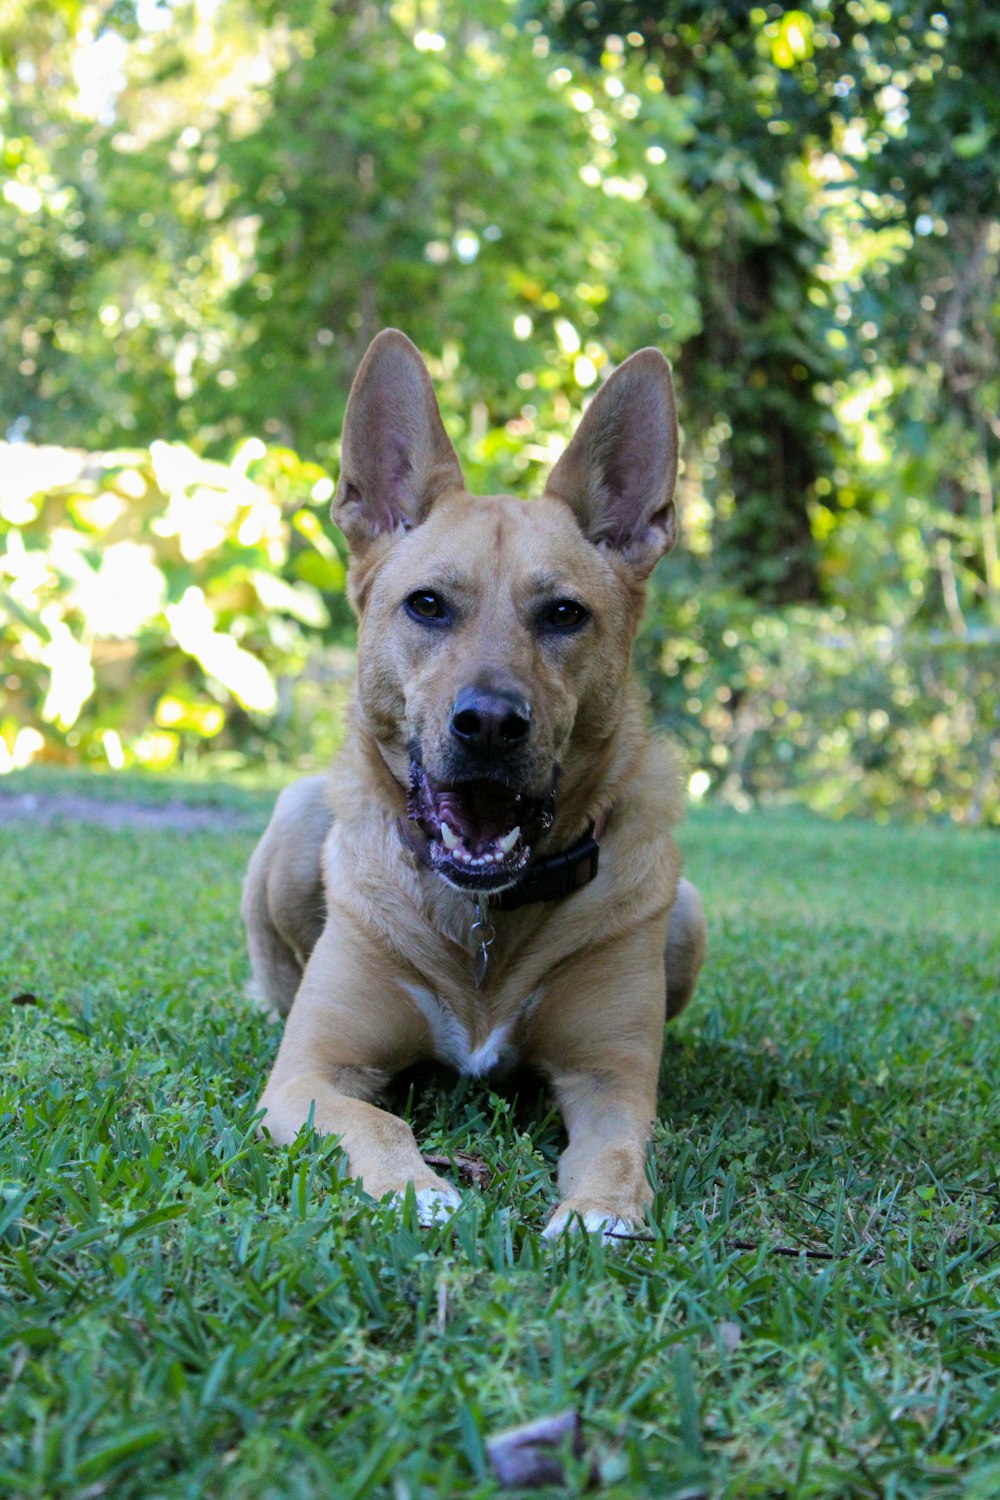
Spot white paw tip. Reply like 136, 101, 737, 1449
412, 1185, 462, 1226
542, 1210, 639, 1242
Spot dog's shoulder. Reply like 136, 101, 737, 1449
622, 731, 686, 831
585, 728, 687, 929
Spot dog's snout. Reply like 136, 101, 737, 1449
450, 685, 532, 757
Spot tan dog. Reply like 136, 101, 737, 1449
243, 330, 706, 1237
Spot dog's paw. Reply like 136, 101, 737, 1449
542, 1201, 646, 1243
386, 1179, 463, 1226
414, 1183, 463, 1225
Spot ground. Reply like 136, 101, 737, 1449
1, 773, 998, 1499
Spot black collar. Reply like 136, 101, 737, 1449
396, 819, 601, 911
488, 827, 600, 910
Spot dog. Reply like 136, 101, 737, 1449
242, 329, 706, 1237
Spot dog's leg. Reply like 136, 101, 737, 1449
257, 917, 460, 1221
541, 1065, 659, 1240
664, 876, 707, 1021
242, 839, 307, 1017
526, 916, 668, 1240
242, 776, 331, 1016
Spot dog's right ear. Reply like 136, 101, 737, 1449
332, 330, 465, 551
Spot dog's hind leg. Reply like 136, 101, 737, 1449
242, 776, 332, 1017
664, 877, 706, 1020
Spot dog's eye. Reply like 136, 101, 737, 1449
405, 590, 450, 623
542, 598, 589, 632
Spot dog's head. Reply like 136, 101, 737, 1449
333, 330, 678, 895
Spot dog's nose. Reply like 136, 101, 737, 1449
450, 685, 532, 757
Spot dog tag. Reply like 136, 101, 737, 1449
471, 897, 496, 990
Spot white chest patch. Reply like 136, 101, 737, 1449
401, 983, 540, 1078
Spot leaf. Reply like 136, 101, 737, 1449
75, 1425, 169, 1482
118, 1203, 188, 1241
485, 1410, 590, 1490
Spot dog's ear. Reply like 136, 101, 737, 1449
333, 329, 465, 550
544, 348, 678, 578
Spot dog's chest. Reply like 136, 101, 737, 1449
400, 983, 541, 1078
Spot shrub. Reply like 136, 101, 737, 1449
640, 586, 1000, 826
4, 439, 997, 824
1, 439, 352, 774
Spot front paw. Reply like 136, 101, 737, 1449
407, 1182, 463, 1226
378, 1172, 463, 1227
542, 1199, 648, 1243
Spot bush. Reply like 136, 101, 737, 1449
640, 586, 1000, 826
4, 438, 997, 825
0, 439, 352, 775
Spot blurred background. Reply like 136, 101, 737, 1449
1, 0, 997, 824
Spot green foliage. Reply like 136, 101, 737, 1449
0, 4, 204, 445
1, 0, 998, 819
531, 2, 1000, 607
639, 588, 1000, 826
529, 1, 854, 600
0, 0, 699, 483
0, 440, 351, 773
217, 0, 698, 483
2, 798, 998, 1495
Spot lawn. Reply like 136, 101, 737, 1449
1, 780, 998, 1499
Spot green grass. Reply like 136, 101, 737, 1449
1, 782, 998, 1498
0, 763, 282, 813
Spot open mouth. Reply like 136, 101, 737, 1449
407, 761, 554, 892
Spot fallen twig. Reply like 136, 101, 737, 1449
422, 1153, 492, 1190
727, 1238, 841, 1261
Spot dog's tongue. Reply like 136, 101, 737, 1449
436, 781, 520, 843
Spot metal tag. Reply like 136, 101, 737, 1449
471, 896, 496, 990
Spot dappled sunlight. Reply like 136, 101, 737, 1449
39, 616, 94, 729
165, 586, 276, 714
3, 6, 999, 1494
1, 438, 341, 772
0, 444, 87, 525
71, 542, 166, 639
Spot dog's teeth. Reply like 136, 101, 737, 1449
497, 826, 520, 855
440, 822, 459, 850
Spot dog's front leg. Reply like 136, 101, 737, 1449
258, 918, 460, 1221
527, 916, 669, 1240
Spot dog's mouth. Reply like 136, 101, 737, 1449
407, 762, 554, 893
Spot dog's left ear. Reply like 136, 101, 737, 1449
333, 329, 465, 551
544, 348, 678, 578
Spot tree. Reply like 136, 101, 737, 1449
528, 1, 999, 615
209, 0, 698, 488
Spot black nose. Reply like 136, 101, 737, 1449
450, 685, 532, 757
